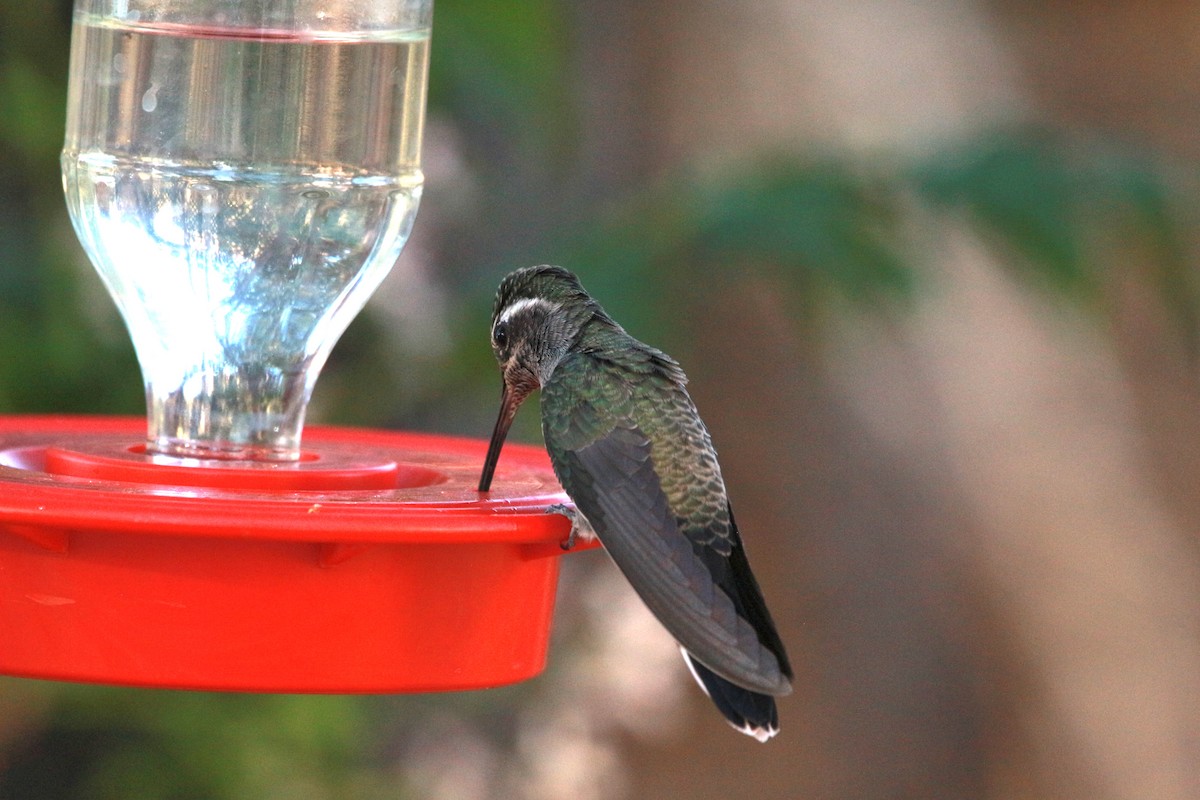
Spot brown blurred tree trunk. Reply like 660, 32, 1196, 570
576, 2, 1200, 799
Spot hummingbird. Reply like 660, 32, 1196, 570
478, 265, 793, 741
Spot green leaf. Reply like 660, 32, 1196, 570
689, 159, 914, 301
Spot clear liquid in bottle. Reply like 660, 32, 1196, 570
62, 15, 429, 459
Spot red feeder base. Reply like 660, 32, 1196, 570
0, 416, 594, 693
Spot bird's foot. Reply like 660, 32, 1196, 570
545, 503, 595, 550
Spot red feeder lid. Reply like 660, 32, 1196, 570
0, 415, 595, 693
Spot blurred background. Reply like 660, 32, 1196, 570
3, 0, 1200, 797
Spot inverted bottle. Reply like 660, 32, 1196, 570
62, 1, 430, 460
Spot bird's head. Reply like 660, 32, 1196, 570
478, 265, 598, 491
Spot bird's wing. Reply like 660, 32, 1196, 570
555, 421, 791, 696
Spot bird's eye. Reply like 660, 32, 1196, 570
493, 321, 508, 348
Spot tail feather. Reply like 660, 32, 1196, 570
682, 649, 780, 742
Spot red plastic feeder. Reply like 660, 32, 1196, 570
0, 416, 593, 692
23, 0, 596, 696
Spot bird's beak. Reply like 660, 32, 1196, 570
479, 382, 521, 492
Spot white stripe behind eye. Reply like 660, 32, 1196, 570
498, 297, 560, 325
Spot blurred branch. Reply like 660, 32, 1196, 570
546, 129, 1197, 349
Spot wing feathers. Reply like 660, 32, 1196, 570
564, 425, 790, 696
